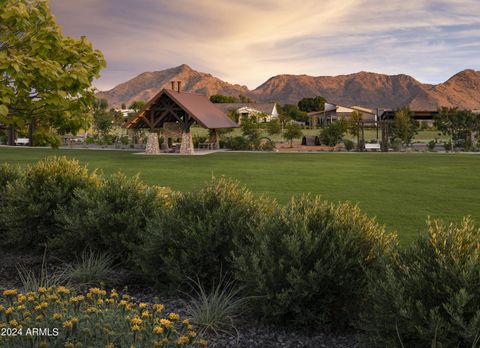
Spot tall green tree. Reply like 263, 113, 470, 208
283, 123, 303, 147
0, 0, 106, 146
434, 107, 480, 150
266, 119, 282, 136
209, 94, 238, 103
297, 96, 326, 112
128, 100, 145, 112
348, 111, 363, 137
279, 104, 307, 122
391, 107, 417, 147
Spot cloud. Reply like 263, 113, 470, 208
49, 0, 480, 91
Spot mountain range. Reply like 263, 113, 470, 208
97, 64, 480, 111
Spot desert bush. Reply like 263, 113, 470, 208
234, 196, 396, 329
0, 157, 98, 251
52, 173, 174, 259
358, 217, 480, 347
343, 139, 354, 151
320, 121, 346, 146
0, 287, 207, 347
135, 177, 272, 291
0, 163, 20, 192
223, 136, 250, 150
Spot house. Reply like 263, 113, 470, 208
307, 102, 382, 126
215, 103, 279, 123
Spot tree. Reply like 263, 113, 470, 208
92, 98, 113, 135
0, 0, 106, 147
129, 100, 145, 112
241, 117, 261, 149
238, 94, 254, 103
391, 107, 417, 147
320, 120, 347, 147
209, 94, 238, 103
279, 104, 307, 122
347, 111, 363, 137
434, 107, 480, 151
283, 123, 303, 147
297, 96, 326, 112
266, 119, 282, 136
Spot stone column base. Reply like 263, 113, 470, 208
145, 132, 160, 154
180, 131, 194, 155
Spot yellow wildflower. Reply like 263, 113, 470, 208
159, 319, 173, 328
3, 289, 17, 297
182, 319, 190, 326
188, 330, 197, 338
0, 304, 4, 312
35, 315, 43, 321
100, 289, 107, 296
106, 299, 114, 304
34, 305, 42, 311
17, 294, 26, 303
139, 302, 147, 309
119, 300, 128, 306
5, 307, 14, 314
141, 310, 151, 318
89, 287, 101, 295
153, 303, 164, 312
153, 326, 164, 334
71, 317, 79, 324
168, 312, 180, 321
40, 301, 48, 309
131, 324, 141, 332
97, 299, 104, 305
197, 339, 208, 347
47, 294, 59, 301
16, 304, 26, 311
130, 316, 142, 325
87, 292, 93, 299
53, 313, 62, 320
122, 294, 130, 300
38, 287, 47, 294
110, 289, 118, 298
176, 336, 190, 345
57, 286, 70, 294
27, 295, 36, 302
24, 310, 31, 317
9, 319, 18, 326
70, 295, 85, 303
63, 320, 73, 328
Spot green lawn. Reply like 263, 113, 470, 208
1, 147, 479, 244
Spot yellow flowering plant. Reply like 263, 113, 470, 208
0, 287, 207, 347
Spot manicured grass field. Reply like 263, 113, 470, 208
1, 147, 479, 244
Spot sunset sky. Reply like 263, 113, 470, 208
49, 0, 480, 91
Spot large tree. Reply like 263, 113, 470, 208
391, 107, 417, 147
434, 107, 480, 150
297, 96, 326, 112
0, 0, 106, 146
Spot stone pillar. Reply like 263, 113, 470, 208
180, 131, 194, 155
145, 132, 160, 154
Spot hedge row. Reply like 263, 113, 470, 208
1, 157, 479, 346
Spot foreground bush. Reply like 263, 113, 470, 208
234, 196, 396, 328
0, 157, 98, 250
52, 173, 173, 259
359, 217, 480, 347
135, 178, 272, 291
0, 163, 20, 192
0, 287, 207, 348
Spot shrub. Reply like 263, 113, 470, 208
223, 136, 250, 150
358, 217, 480, 347
320, 121, 346, 146
427, 139, 437, 151
192, 135, 208, 148
52, 173, 173, 259
234, 196, 396, 329
343, 139, 354, 151
0, 287, 207, 347
135, 177, 272, 291
391, 138, 403, 151
0, 163, 20, 193
0, 157, 98, 251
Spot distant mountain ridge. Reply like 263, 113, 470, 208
97, 64, 480, 110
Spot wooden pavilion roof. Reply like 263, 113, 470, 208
125, 89, 238, 129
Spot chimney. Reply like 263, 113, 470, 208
171, 81, 175, 90
177, 81, 181, 92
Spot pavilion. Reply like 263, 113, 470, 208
124, 82, 238, 154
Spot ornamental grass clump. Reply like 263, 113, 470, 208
0, 156, 99, 251
64, 250, 115, 288
52, 172, 174, 259
234, 195, 396, 329
135, 177, 273, 291
0, 287, 207, 348
358, 217, 480, 347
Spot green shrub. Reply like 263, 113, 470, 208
320, 121, 346, 146
358, 217, 480, 347
135, 178, 272, 291
0, 157, 98, 251
343, 139, 354, 151
192, 135, 208, 148
428, 139, 437, 151
234, 196, 396, 329
52, 173, 173, 259
0, 163, 20, 192
223, 136, 250, 150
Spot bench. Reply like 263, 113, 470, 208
198, 142, 215, 150
365, 143, 381, 151
15, 138, 29, 145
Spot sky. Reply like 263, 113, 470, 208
49, 0, 480, 91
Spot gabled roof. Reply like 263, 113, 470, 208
125, 89, 238, 129
215, 103, 276, 115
